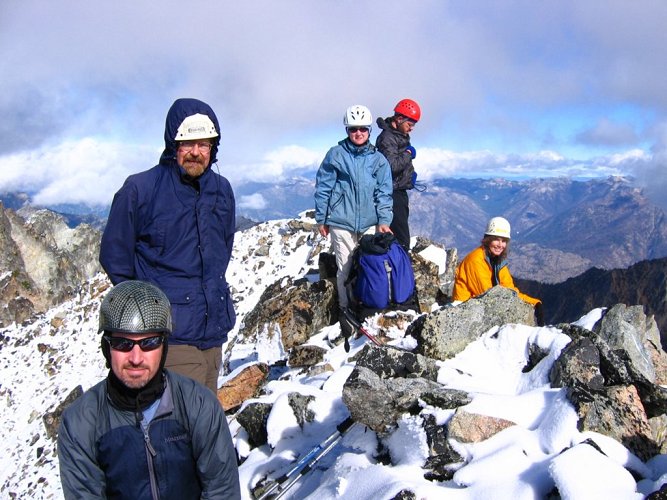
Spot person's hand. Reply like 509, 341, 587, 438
377, 224, 393, 234
406, 145, 416, 159
318, 224, 330, 237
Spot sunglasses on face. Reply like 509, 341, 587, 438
103, 335, 165, 352
347, 127, 369, 134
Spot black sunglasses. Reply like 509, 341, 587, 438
103, 335, 165, 352
347, 127, 369, 133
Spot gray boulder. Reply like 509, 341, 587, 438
342, 365, 470, 433
288, 344, 327, 368
558, 315, 667, 418
569, 384, 659, 461
414, 286, 536, 361
593, 304, 661, 384
353, 344, 439, 381
236, 402, 272, 447
342, 345, 470, 432
550, 337, 605, 392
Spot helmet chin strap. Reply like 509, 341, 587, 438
101, 335, 111, 369
160, 337, 169, 370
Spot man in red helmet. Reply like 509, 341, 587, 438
376, 98, 421, 250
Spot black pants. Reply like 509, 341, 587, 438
390, 189, 410, 250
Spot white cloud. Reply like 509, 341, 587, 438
575, 119, 639, 147
223, 145, 324, 184
603, 149, 650, 166
1, 1, 666, 208
237, 193, 268, 210
0, 138, 649, 209
414, 148, 623, 180
0, 138, 158, 206
621, 121, 667, 210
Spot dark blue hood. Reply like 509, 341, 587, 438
160, 98, 222, 164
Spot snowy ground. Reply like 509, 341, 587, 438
230, 308, 667, 499
1, 213, 666, 499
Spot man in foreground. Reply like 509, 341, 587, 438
58, 280, 240, 499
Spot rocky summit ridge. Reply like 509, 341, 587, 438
0, 201, 101, 328
2, 210, 667, 497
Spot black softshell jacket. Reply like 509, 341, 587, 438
375, 117, 415, 191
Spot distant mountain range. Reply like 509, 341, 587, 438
516, 257, 667, 347
234, 175, 667, 283
0, 189, 667, 343
0, 192, 110, 230
3, 175, 667, 283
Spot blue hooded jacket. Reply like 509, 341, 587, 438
100, 98, 236, 349
314, 138, 393, 233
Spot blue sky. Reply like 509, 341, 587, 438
0, 1, 666, 209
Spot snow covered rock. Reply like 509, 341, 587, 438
414, 285, 536, 361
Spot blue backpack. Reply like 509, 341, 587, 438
350, 233, 416, 311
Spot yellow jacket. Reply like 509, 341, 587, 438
452, 246, 541, 306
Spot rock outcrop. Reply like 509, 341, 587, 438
17, 209, 667, 498
412, 286, 536, 361
517, 256, 667, 347
0, 202, 102, 327
231, 265, 667, 490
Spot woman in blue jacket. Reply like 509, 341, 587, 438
314, 105, 393, 329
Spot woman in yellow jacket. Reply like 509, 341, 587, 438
453, 217, 543, 324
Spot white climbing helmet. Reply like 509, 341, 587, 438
343, 105, 373, 128
175, 113, 219, 141
485, 217, 511, 239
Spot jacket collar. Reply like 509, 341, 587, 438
339, 137, 375, 155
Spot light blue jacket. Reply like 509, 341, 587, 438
314, 138, 393, 232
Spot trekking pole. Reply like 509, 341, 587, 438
341, 308, 382, 346
255, 417, 356, 500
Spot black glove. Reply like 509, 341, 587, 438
534, 302, 545, 327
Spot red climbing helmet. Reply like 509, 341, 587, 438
394, 99, 421, 122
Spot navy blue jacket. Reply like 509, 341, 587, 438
58, 371, 241, 499
100, 99, 236, 349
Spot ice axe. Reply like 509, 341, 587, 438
340, 307, 382, 349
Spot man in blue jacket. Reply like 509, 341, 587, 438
100, 98, 236, 392
58, 281, 241, 499
314, 105, 393, 332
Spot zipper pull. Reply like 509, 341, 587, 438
143, 428, 157, 457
